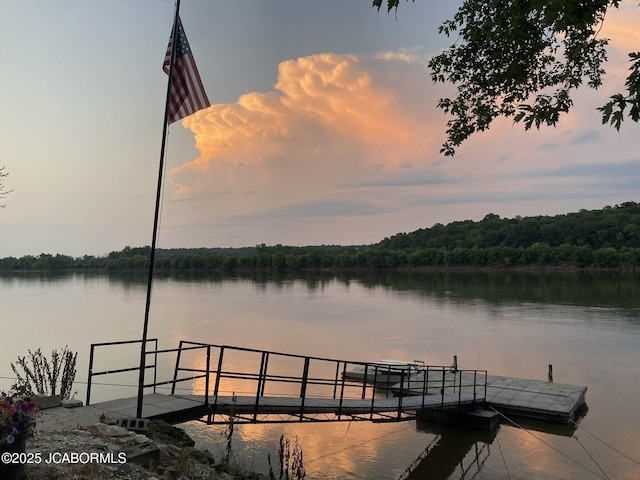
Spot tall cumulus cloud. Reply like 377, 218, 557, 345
170, 52, 442, 199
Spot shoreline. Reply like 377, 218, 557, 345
2, 264, 639, 275
23, 404, 264, 480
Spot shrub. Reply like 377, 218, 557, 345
11, 347, 77, 400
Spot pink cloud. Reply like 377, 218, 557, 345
601, 4, 640, 51
171, 52, 444, 199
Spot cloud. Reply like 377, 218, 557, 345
345, 166, 456, 188
601, 4, 640, 51
170, 52, 444, 201
570, 129, 601, 145
229, 198, 388, 221
515, 158, 640, 181
155, 46, 638, 250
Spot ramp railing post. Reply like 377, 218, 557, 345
370, 365, 379, 420
299, 357, 310, 420
171, 340, 184, 395
484, 371, 488, 402
361, 364, 368, 399
213, 346, 225, 404
420, 368, 428, 412
332, 361, 340, 399
386, 364, 392, 398
204, 345, 211, 409
473, 370, 477, 404
86, 343, 95, 406
254, 351, 268, 420
338, 362, 347, 420
152, 339, 158, 393
441, 367, 446, 410
260, 352, 270, 397
397, 370, 405, 419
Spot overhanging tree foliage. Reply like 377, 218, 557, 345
374, 0, 640, 155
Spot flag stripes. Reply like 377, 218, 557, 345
163, 16, 210, 123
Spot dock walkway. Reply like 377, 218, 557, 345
86, 339, 586, 426
93, 391, 484, 425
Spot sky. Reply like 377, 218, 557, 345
1, 0, 639, 258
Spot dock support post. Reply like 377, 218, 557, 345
548, 364, 553, 382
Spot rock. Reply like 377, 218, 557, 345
216, 472, 236, 480
133, 433, 153, 444
158, 443, 182, 459
62, 398, 83, 408
161, 471, 175, 480
148, 420, 196, 447
93, 423, 132, 437
34, 394, 62, 410
123, 442, 161, 467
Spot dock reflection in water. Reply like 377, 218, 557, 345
402, 414, 581, 480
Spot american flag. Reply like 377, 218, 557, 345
163, 16, 210, 123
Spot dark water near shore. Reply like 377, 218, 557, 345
1, 271, 639, 479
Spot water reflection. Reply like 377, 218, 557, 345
2, 271, 640, 479
92, 269, 640, 311
404, 422, 497, 480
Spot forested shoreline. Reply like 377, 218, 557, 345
3, 202, 640, 272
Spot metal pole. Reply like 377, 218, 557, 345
260, 353, 270, 397
361, 365, 368, 399
254, 352, 267, 420
204, 345, 211, 408
86, 344, 95, 406
338, 363, 347, 420
153, 338, 158, 393
171, 340, 184, 395
136, 0, 182, 419
398, 370, 404, 419
299, 357, 310, 420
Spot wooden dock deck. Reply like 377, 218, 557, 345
93, 391, 484, 424
397, 372, 587, 423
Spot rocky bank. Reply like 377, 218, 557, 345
21, 403, 269, 480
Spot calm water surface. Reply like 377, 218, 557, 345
1, 271, 639, 479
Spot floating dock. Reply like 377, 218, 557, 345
395, 371, 587, 423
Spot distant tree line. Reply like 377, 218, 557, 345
2, 202, 640, 272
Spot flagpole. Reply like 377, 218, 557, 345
136, 0, 182, 419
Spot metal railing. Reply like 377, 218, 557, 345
86, 338, 158, 406
86, 339, 488, 423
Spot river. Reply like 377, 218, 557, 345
1, 271, 639, 479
